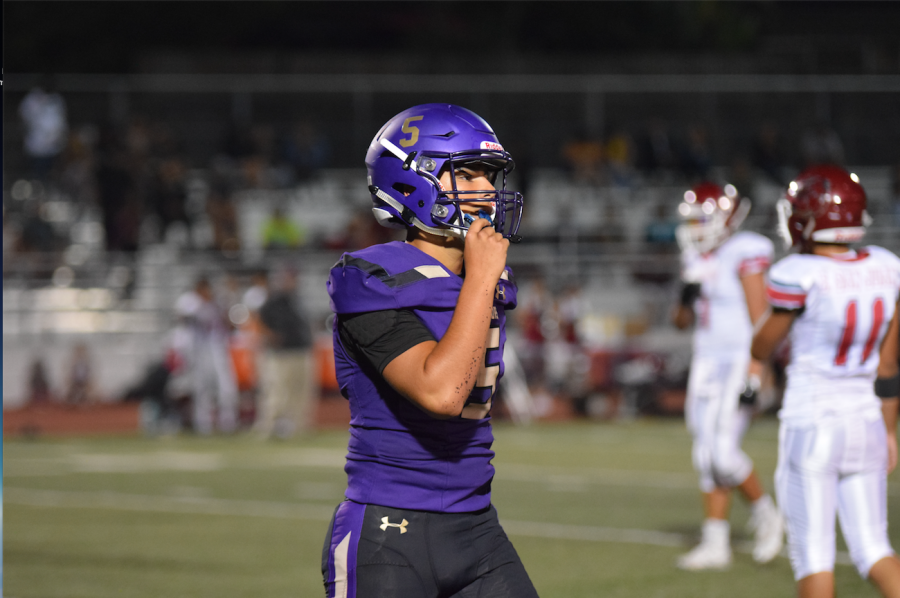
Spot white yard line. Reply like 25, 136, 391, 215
4, 487, 852, 566
8, 450, 900, 499
497, 463, 698, 490
4, 487, 336, 521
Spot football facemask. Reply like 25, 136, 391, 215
676, 183, 749, 254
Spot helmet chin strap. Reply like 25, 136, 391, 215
369, 185, 454, 238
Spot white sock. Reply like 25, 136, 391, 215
701, 518, 730, 547
751, 494, 775, 517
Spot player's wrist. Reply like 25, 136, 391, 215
463, 263, 504, 287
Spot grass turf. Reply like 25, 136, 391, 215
3, 418, 891, 597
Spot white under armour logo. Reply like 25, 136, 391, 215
380, 516, 409, 534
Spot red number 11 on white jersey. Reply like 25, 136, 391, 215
834, 297, 885, 366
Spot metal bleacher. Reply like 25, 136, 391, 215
3, 167, 899, 408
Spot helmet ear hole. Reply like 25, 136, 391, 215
391, 182, 416, 197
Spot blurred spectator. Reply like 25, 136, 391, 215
123, 360, 178, 434
595, 203, 626, 245
605, 128, 635, 188
557, 284, 583, 346
801, 122, 845, 167
543, 285, 589, 408
95, 126, 140, 252
65, 343, 96, 404
162, 321, 195, 423
561, 130, 605, 185
220, 272, 246, 314
254, 268, 317, 439
636, 119, 677, 178
18, 199, 58, 253
207, 193, 239, 254
261, 206, 304, 250
225, 275, 262, 425
59, 126, 98, 205
122, 325, 192, 434
222, 123, 278, 188
892, 161, 900, 226
206, 160, 241, 254
636, 201, 679, 284
125, 115, 153, 161
243, 270, 269, 314
516, 277, 551, 387
147, 157, 189, 235
729, 157, 755, 202
223, 123, 255, 161
28, 357, 53, 404
644, 201, 678, 247
679, 124, 712, 181
175, 277, 240, 434
19, 80, 68, 181
149, 121, 183, 159
245, 124, 278, 187
751, 122, 787, 185
334, 207, 399, 251
238, 268, 270, 411
281, 121, 331, 181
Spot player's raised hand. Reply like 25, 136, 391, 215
464, 216, 509, 285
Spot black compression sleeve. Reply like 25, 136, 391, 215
338, 309, 436, 374
680, 283, 701, 307
875, 374, 900, 399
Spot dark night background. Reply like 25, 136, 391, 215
6, 1, 900, 75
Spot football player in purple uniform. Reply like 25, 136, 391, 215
322, 104, 538, 598
753, 165, 900, 598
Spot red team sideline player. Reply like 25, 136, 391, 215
672, 182, 784, 570
752, 165, 900, 598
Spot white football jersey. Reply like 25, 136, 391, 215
682, 231, 774, 358
767, 246, 900, 425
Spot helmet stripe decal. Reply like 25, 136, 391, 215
379, 138, 418, 173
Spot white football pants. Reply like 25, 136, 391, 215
685, 355, 754, 493
776, 417, 894, 580
191, 338, 239, 435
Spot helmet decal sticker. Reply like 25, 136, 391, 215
399, 116, 423, 148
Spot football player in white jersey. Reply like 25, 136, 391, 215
752, 165, 900, 598
877, 300, 899, 473
673, 182, 785, 570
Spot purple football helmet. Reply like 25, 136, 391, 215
365, 104, 524, 241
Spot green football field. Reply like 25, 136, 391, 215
3, 417, 895, 597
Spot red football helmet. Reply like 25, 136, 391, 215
777, 164, 869, 251
676, 182, 750, 253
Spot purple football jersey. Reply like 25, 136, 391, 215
327, 241, 517, 513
